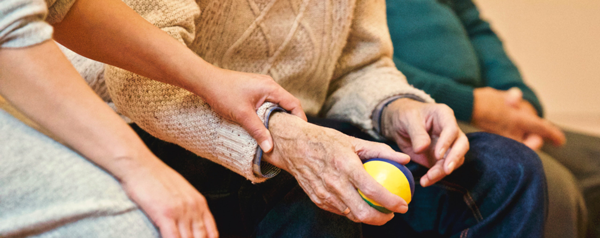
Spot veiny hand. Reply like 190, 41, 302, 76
199, 68, 307, 153
472, 87, 565, 150
381, 98, 469, 187
263, 113, 410, 225
119, 158, 218, 238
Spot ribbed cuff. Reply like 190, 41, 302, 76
371, 94, 427, 137
252, 106, 286, 179
433, 83, 475, 122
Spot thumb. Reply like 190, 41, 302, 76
505, 87, 523, 108
523, 134, 544, 150
238, 110, 274, 152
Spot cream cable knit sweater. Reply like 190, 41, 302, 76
105, 0, 434, 183
0, 0, 74, 48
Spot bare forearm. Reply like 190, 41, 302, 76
0, 41, 162, 180
52, 0, 216, 96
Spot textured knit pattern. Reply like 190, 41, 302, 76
0, 0, 74, 48
0, 110, 159, 238
105, 0, 434, 182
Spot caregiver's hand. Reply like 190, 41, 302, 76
120, 156, 218, 238
200, 68, 307, 153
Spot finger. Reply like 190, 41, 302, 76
269, 87, 307, 121
157, 219, 181, 238
505, 87, 523, 108
348, 163, 408, 215
202, 209, 219, 238
354, 140, 410, 165
178, 218, 193, 238
518, 116, 566, 146
192, 219, 206, 238
523, 134, 544, 150
433, 122, 460, 160
420, 159, 446, 187
405, 114, 431, 153
238, 109, 274, 152
443, 132, 469, 175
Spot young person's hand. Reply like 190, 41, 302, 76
263, 113, 410, 226
472, 87, 565, 150
198, 68, 306, 153
119, 157, 218, 238
381, 98, 470, 187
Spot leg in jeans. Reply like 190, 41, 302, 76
542, 131, 600, 238
0, 110, 158, 238
461, 122, 588, 238
132, 118, 546, 238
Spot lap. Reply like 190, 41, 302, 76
133, 118, 546, 238
0, 110, 157, 237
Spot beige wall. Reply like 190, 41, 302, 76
473, 0, 600, 136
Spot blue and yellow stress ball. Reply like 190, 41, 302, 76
359, 158, 415, 213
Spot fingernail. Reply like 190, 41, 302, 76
447, 161, 456, 174
420, 176, 429, 187
260, 140, 273, 152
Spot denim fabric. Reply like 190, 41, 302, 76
131, 117, 546, 238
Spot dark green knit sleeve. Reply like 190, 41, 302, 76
452, 0, 544, 117
393, 57, 475, 122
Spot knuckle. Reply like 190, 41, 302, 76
353, 209, 369, 222
161, 203, 180, 218
323, 196, 337, 207
359, 185, 377, 197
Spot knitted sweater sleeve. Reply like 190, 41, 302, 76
322, 0, 434, 140
104, 0, 278, 183
0, 0, 74, 48
453, 0, 543, 117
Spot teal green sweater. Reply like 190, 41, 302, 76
386, 0, 543, 122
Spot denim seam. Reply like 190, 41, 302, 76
437, 181, 484, 222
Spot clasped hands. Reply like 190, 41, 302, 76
473, 87, 566, 150
263, 98, 469, 225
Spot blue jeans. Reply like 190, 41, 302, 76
131, 117, 547, 238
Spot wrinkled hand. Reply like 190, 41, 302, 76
381, 98, 469, 187
263, 113, 410, 225
119, 158, 218, 238
201, 68, 307, 153
472, 87, 565, 150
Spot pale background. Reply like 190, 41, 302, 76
473, 0, 600, 136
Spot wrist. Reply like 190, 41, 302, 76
262, 112, 308, 170
102, 148, 166, 182
380, 98, 414, 139
472, 88, 491, 125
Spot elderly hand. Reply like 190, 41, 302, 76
472, 87, 565, 150
381, 98, 469, 187
119, 157, 218, 238
262, 113, 410, 225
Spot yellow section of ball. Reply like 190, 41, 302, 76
359, 160, 412, 206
